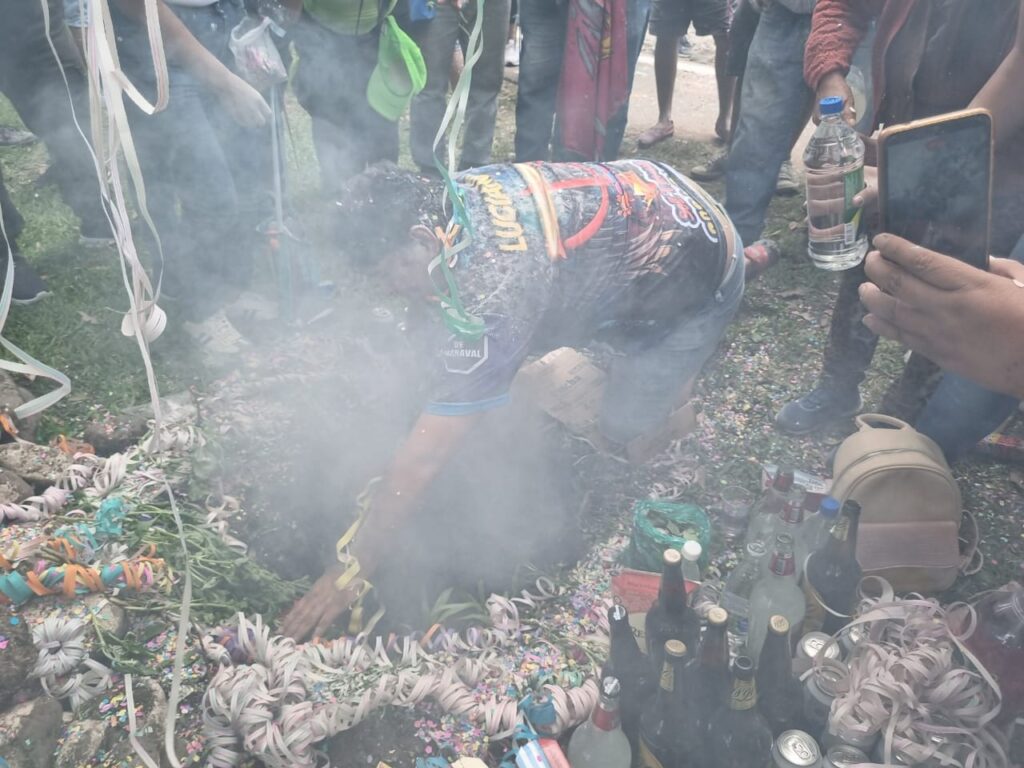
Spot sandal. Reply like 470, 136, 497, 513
637, 121, 675, 149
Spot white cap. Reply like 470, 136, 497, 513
682, 540, 702, 561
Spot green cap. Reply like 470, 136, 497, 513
367, 16, 426, 121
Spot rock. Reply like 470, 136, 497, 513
0, 696, 63, 768
0, 469, 32, 505
0, 444, 71, 490
54, 719, 105, 768
84, 392, 196, 456
81, 595, 126, 639
0, 614, 41, 710
0, 371, 39, 443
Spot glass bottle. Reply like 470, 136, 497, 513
803, 501, 862, 635
801, 496, 841, 556
706, 656, 774, 768
681, 540, 703, 586
638, 640, 689, 768
765, 490, 807, 581
604, 604, 650, 748
748, 533, 806, 660
746, 468, 795, 549
756, 615, 803, 737
720, 541, 768, 659
568, 676, 633, 768
645, 548, 700, 677
964, 584, 1024, 724
693, 606, 730, 747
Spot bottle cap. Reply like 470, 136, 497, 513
819, 496, 841, 519
609, 604, 628, 623
820, 96, 844, 115
600, 676, 622, 699
663, 548, 682, 566
682, 540, 702, 561
746, 541, 767, 559
769, 615, 790, 635
665, 639, 687, 658
707, 606, 728, 626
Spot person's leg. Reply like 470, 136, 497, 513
514, 0, 568, 161
689, 0, 732, 143
604, 0, 652, 159
459, 0, 512, 168
712, 31, 734, 142
0, 1, 108, 240
0, 166, 25, 249
915, 234, 1024, 463
636, 4, 685, 150
600, 232, 745, 445
410, 8, 461, 171
724, 2, 811, 244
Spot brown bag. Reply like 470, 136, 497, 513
830, 414, 977, 594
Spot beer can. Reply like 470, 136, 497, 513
802, 663, 847, 737
823, 745, 869, 768
838, 623, 865, 656
772, 730, 823, 768
797, 632, 842, 662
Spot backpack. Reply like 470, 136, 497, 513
829, 414, 978, 594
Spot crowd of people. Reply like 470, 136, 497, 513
2, 0, 1024, 639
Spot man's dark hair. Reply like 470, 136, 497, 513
336, 163, 446, 267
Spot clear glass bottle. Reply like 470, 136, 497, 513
748, 533, 806, 661
569, 676, 633, 768
681, 540, 703, 586
720, 541, 768, 659
764, 489, 807, 581
804, 95, 868, 270
801, 496, 841, 559
746, 469, 795, 549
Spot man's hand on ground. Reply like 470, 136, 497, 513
281, 564, 364, 642
815, 71, 856, 126
860, 234, 1024, 400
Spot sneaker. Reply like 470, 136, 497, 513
775, 160, 801, 196
183, 309, 249, 363
677, 36, 693, 58
2, 254, 51, 305
691, 151, 728, 181
504, 39, 519, 67
0, 126, 35, 147
775, 383, 862, 436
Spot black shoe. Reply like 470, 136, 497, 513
1, 254, 51, 305
775, 383, 861, 436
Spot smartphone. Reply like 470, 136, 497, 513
878, 109, 993, 270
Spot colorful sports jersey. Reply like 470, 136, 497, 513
426, 160, 732, 416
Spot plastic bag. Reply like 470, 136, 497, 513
626, 500, 710, 573
229, 17, 287, 91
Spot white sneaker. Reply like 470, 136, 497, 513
183, 309, 249, 363
505, 40, 520, 67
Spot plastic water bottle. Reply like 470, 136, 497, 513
804, 96, 868, 270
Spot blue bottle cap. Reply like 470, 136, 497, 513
819, 96, 844, 115
819, 496, 841, 518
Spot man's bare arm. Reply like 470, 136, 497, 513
970, 0, 1024, 141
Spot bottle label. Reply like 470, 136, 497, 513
638, 738, 668, 768
842, 165, 864, 245
780, 500, 803, 525
730, 678, 757, 710
659, 664, 674, 692
592, 706, 619, 732
770, 552, 795, 577
831, 516, 851, 543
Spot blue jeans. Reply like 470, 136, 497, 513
515, 0, 650, 162
724, 2, 811, 244
915, 234, 1024, 463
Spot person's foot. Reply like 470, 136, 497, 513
637, 120, 675, 149
742, 239, 780, 281
504, 39, 519, 67
183, 309, 249, 364
677, 35, 693, 58
775, 160, 801, 196
1, 253, 51, 305
775, 383, 862, 436
691, 151, 728, 181
0, 126, 35, 147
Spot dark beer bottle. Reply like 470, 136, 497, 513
707, 656, 774, 768
756, 614, 802, 737
604, 604, 650, 748
692, 606, 730, 747
645, 548, 699, 677
638, 640, 688, 768
804, 501, 862, 634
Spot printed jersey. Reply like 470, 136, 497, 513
426, 160, 731, 416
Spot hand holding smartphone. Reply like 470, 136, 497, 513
878, 109, 993, 271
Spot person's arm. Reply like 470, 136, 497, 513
859, 234, 1024, 400
110, 0, 271, 126
804, 0, 881, 124
281, 411, 482, 641
969, 0, 1024, 141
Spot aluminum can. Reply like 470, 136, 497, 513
797, 632, 842, 662
802, 663, 847, 738
823, 745, 869, 768
772, 730, 823, 768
